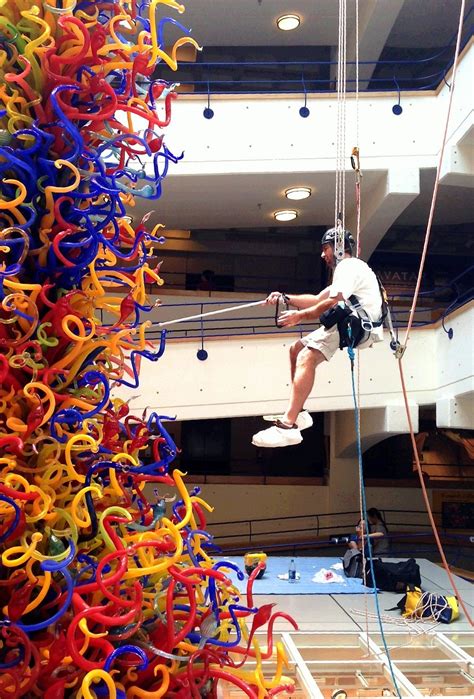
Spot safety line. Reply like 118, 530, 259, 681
349, 349, 402, 699
401, 0, 467, 348
395, 0, 472, 627
334, 0, 348, 263
156, 300, 266, 327
351, 0, 371, 649
398, 361, 473, 626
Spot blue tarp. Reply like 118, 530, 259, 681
219, 556, 374, 595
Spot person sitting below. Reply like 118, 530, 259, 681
197, 269, 216, 292
348, 513, 389, 556
367, 507, 390, 555
348, 519, 367, 552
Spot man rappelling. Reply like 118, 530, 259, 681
252, 227, 384, 448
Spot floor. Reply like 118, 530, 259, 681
253, 559, 473, 632
218, 559, 474, 697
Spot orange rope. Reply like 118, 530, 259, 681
397, 0, 472, 626
398, 362, 472, 626
401, 0, 466, 347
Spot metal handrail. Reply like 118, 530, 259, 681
209, 508, 378, 527
163, 13, 473, 96
140, 294, 472, 342
205, 508, 473, 562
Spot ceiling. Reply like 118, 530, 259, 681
164, 0, 470, 50
145, 171, 383, 230
135, 167, 473, 231
164, 1, 350, 48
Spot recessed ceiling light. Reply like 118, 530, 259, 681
285, 186, 311, 200
274, 209, 298, 222
277, 14, 300, 31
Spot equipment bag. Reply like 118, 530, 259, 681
343, 549, 363, 578
392, 585, 459, 624
365, 558, 421, 592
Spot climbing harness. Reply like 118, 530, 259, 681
320, 297, 379, 350
317, 275, 400, 355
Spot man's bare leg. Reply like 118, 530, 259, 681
289, 339, 304, 381
282, 347, 326, 426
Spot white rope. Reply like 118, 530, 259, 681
354, 0, 362, 258
355, 0, 359, 151
156, 300, 266, 327
350, 608, 438, 635
335, 0, 347, 263
409, 591, 451, 625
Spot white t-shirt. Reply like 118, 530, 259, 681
329, 257, 384, 341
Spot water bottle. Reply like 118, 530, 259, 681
288, 558, 297, 583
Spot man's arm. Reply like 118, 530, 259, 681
277, 291, 344, 327
266, 287, 331, 309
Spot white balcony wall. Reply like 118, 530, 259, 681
160, 41, 472, 176
113, 303, 472, 420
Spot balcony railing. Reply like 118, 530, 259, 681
137, 266, 473, 342
153, 12, 473, 98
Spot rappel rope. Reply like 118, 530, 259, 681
351, 0, 370, 649
334, 0, 347, 263
336, 0, 400, 694
353, 0, 362, 258
348, 343, 402, 699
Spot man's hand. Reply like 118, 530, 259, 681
277, 310, 302, 327
265, 291, 283, 305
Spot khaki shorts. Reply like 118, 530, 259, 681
301, 326, 374, 361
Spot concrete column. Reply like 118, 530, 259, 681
437, 393, 474, 429
346, 0, 405, 90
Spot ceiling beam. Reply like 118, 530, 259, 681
334, 404, 419, 458
346, 0, 405, 90
440, 120, 474, 188
346, 167, 420, 260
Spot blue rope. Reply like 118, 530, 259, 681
347, 344, 402, 698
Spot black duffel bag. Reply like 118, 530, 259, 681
343, 549, 363, 578
365, 558, 421, 592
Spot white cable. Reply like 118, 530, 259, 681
155, 300, 266, 327
350, 608, 437, 635
355, 0, 359, 149
335, 0, 347, 263
355, 0, 361, 258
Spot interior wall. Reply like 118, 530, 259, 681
186, 481, 330, 540
183, 479, 434, 547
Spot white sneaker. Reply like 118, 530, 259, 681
252, 423, 303, 448
263, 410, 313, 431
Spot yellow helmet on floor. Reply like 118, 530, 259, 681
244, 552, 267, 578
